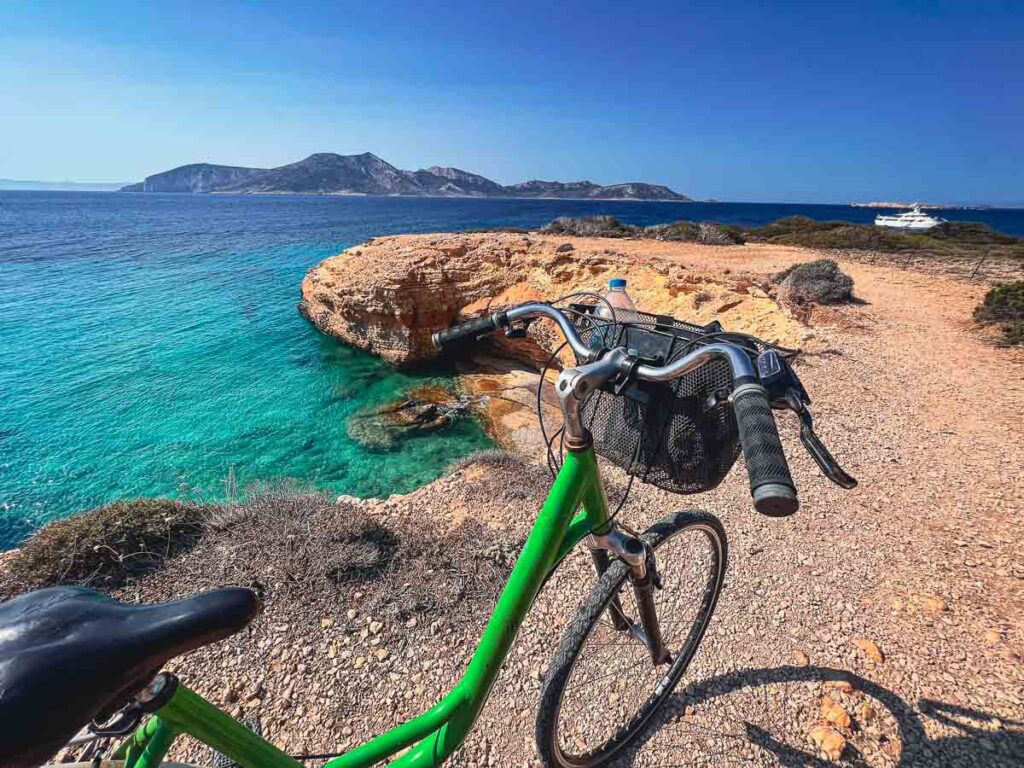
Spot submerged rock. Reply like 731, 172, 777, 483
346, 384, 471, 452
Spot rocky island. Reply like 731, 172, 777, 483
119, 152, 691, 200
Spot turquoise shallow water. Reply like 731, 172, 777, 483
3, 192, 1022, 549
0, 193, 512, 548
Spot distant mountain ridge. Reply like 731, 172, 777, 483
120, 152, 691, 201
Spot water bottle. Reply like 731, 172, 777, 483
593, 278, 637, 346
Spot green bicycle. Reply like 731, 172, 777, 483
1, 300, 855, 768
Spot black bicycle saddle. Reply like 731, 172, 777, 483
0, 585, 260, 768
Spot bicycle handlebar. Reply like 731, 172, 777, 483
731, 382, 798, 516
431, 303, 598, 360
431, 311, 509, 348
432, 302, 798, 516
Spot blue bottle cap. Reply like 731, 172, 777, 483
609, 278, 627, 288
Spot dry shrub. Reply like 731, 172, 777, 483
774, 259, 855, 306
366, 519, 519, 621
205, 487, 399, 594
541, 216, 637, 238
1, 499, 203, 597
203, 484, 518, 624
1, 480, 523, 628
645, 220, 745, 245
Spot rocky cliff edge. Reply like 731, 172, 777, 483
299, 232, 808, 368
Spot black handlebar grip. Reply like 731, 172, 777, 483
431, 311, 507, 350
732, 382, 799, 516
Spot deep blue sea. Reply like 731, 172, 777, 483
2, 192, 1022, 549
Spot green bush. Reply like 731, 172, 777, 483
926, 221, 1021, 246
747, 217, 917, 252
974, 281, 1024, 345
537, 214, 1022, 260
747, 216, 1023, 258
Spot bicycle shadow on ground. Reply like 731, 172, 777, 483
614, 665, 1023, 767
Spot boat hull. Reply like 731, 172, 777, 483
875, 220, 943, 231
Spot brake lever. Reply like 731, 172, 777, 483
785, 390, 858, 489
610, 349, 660, 396
503, 318, 533, 339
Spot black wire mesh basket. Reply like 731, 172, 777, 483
570, 306, 772, 495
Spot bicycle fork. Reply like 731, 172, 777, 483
587, 528, 672, 666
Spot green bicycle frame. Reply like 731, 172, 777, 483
118, 446, 611, 768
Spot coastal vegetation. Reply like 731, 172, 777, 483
745, 216, 1024, 261
0, 477, 521, 620
537, 214, 1023, 261
773, 259, 855, 306
644, 220, 746, 245
541, 215, 745, 244
541, 215, 636, 238
974, 280, 1024, 345
0, 499, 203, 597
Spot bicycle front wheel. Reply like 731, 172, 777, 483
536, 510, 727, 768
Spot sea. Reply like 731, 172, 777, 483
2, 192, 1022, 549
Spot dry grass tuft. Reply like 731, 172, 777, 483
204, 486, 399, 595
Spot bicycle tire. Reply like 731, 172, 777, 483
536, 510, 727, 768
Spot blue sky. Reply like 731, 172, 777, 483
1, 1, 1021, 203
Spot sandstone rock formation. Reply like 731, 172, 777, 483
299, 232, 806, 368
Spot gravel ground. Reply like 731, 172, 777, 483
53, 249, 1024, 767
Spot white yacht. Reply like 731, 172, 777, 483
874, 205, 947, 231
